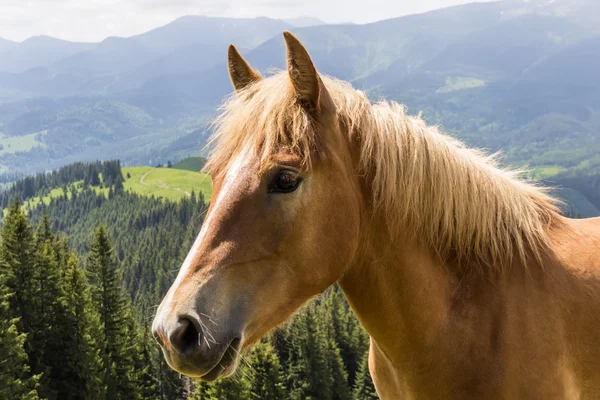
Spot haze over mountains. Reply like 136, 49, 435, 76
1, 0, 600, 215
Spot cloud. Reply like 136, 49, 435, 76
135, 0, 232, 11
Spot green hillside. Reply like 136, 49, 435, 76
172, 156, 206, 172
17, 165, 212, 212
123, 166, 212, 200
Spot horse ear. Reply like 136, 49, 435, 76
283, 31, 322, 111
228, 44, 262, 92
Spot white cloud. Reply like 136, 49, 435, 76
0, 0, 493, 42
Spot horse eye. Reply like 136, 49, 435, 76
269, 170, 301, 193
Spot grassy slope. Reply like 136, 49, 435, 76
0, 131, 46, 155
0, 131, 47, 172
172, 157, 206, 172
20, 166, 213, 212
123, 166, 212, 201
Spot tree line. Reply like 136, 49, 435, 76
0, 160, 124, 209
1, 161, 378, 399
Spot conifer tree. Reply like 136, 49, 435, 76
246, 340, 286, 399
0, 261, 40, 400
132, 326, 159, 399
87, 226, 140, 399
192, 373, 252, 400
324, 288, 369, 388
60, 253, 106, 399
32, 239, 64, 398
35, 209, 53, 244
352, 354, 379, 400
317, 297, 351, 400
114, 178, 124, 194
0, 199, 38, 367
90, 166, 101, 187
284, 306, 334, 400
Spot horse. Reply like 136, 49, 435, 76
152, 31, 600, 399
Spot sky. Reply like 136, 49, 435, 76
0, 0, 494, 42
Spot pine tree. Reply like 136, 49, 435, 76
90, 169, 101, 187
114, 179, 124, 194
352, 354, 378, 400
324, 288, 369, 389
32, 239, 64, 398
87, 226, 140, 399
0, 261, 40, 400
246, 340, 286, 399
192, 374, 252, 400
284, 306, 334, 400
132, 326, 159, 399
35, 209, 53, 244
317, 297, 351, 400
59, 253, 106, 399
0, 199, 38, 368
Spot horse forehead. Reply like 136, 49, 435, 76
269, 151, 304, 168
213, 145, 257, 202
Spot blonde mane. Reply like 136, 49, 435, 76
205, 72, 562, 270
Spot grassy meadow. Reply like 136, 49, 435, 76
123, 166, 212, 201
18, 164, 212, 212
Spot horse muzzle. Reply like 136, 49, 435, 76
152, 312, 243, 380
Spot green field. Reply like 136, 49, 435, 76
436, 76, 486, 94
17, 166, 213, 213
532, 165, 567, 179
123, 166, 212, 201
0, 131, 46, 156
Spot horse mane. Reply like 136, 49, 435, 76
205, 72, 562, 270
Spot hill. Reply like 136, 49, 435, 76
0, 16, 292, 97
0, 35, 94, 73
0, 37, 15, 53
0, 161, 212, 215
18, 166, 212, 211
122, 166, 212, 201
172, 156, 206, 172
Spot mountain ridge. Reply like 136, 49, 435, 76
1, 0, 600, 216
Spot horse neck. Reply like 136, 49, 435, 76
336, 104, 558, 368
339, 224, 460, 364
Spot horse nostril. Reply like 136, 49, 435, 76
169, 317, 202, 355
152, 325, 164, 347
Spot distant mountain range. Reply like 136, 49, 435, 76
1, 0, 600, 215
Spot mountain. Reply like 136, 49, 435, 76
99, 41, 223, 93
54, 16, 292, 80
245, 2, 509, 82
126, 1, 514, 116
521, 36, 600, 95
507, 0, 600, 30
0, 36, 94, 73
1, 0, 600, 215
129, 15, 292, 53
0, 37, 16, 53
0, 16, 292, 97
403, 14, 586, 81
51, 36, 160, 77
